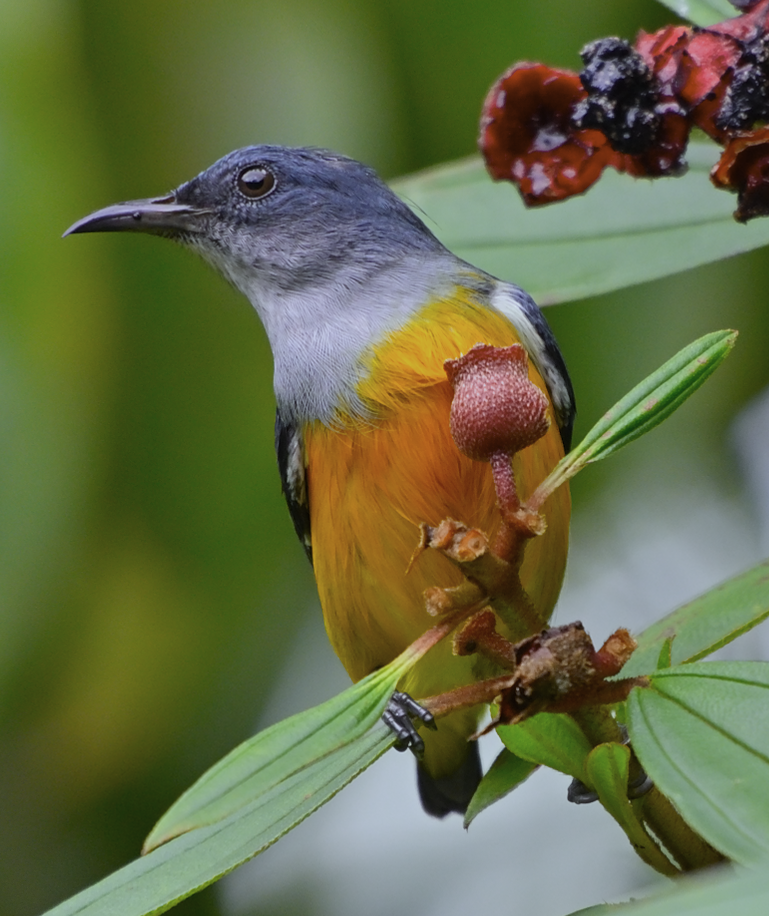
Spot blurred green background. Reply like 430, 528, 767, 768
1, 1, 767, 915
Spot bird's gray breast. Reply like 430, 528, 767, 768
252, 256, 462, 426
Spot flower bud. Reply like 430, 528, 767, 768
445, 343, 550, 462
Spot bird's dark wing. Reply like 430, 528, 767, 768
274, 411, 312, 563
511, 286, 576, 452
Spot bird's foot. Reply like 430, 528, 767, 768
566, 777, 599, 805
627, 768, 654, 798
382, 691, 437, 758
567, 767, 653, 805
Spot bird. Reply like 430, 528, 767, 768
65, 145, 575, 817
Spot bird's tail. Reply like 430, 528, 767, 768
415, 707, 483, 817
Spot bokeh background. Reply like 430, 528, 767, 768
1, 1, 768, 915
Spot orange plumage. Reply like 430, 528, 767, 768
303, 290, 570, 781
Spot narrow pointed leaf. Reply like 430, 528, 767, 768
42, 620, 459, 915
622, 558, 769, 678
41, 723, 394, 916
656, 638, 674, 671
464, 748, 538, 827
497, 712, 593, 783
654, 0, 737, 26
391, 145, 769, 306
627, 661, 769, 864
586, 743, 676, 875
566, 330, 735, 468
145, 658, 407, 851
536, 330, 736, 498
587, 743, 633, 822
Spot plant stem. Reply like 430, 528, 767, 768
639, 789, 726, 871
571, 705, 725, 872
570, 705, 623, 745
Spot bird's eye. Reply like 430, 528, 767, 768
237, 166, 276, 199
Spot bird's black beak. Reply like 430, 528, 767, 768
63, 195, 210, 238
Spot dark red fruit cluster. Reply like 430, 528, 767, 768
479, 0, 769, 221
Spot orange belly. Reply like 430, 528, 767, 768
302, 294, 570, 698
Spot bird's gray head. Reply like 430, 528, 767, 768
65, 146, 460, 423
65, 145, 445, 298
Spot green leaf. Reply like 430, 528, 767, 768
623, 559, 769, 678
627, 661, 769, 864
566, 905, 617, 916
36, 606, 467, 914
534, 330, 736, 500
41, 723, 394, 916
145, 659, 407, 850
497, 712, 593, 783
464, 747, 538, 827
566, 330, 735, 467
586, 744, 676, 876
587, 743, 632, 821
566, 867, 769, 916
40, 620, 459, 915
656, 638, 674, 671
41, 653, 415, 916
391, 144, 769, 306
654, 0, 737, 27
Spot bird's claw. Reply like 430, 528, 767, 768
627, 769, 654, 798
567, 777, 599, 805
382, 691, 437, 758
567, 767, 653, 805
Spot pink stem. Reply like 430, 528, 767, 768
489, 451, 519, 514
